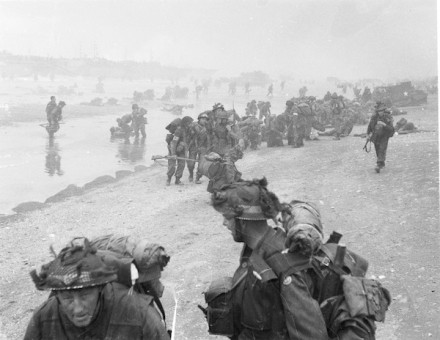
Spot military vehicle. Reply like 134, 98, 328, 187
372, 81, 428, 107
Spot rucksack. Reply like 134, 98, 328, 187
91, 234, 170, 320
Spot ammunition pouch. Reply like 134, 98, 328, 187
342, 275, 391, 322
313, 243, 369, 303
202, 277, 237, 337
165, 133, 173, 144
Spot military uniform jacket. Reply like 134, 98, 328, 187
367, 112, 394, 137
24, 283, 170, 340
188, 122, 209, 150
252, 228, 329, 340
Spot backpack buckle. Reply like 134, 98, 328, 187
321, 257, 330, 267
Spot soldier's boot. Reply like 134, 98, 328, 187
195, 174, 202, 184
375, 163, 381, 173
175, 178, 184, 185
166, 177, 172, 186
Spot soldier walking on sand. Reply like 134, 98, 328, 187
165, 116, 193, 185
330, 93, 344, 140
367, 101, 395, 173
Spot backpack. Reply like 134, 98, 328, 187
91, 235, 170, 321
312, 234, 391, 324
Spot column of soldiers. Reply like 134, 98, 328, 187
165, 103, 245, 187
162, 89, 393, 187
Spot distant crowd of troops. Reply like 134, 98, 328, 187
164, 91, 375, 186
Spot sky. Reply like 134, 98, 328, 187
0, 0, 437, 80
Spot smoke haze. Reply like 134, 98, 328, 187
0, 0, 437, 79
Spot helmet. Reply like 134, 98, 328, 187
30, 237, 117, 291
286, 100, 294, 107
331, 93, 338, 99
181, 116, 194, 126
59, 101, 66, 107
216, 110, 229, 119
132, 103, 139, 110
212, 103, 225, 111
198, 112, 209, 120
211, 178, 281, 221
166, 118, 182, 131
375, 101, 387, 112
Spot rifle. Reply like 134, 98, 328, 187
152, 155, 200, 162
362, 137, 372, 153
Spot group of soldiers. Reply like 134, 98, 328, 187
111, 103, 148, 141
45, 96, 66, 137
25, 179, 391, 340
28, 91, 396, 339
165, 103, 244, 188
163, 89, 381, 188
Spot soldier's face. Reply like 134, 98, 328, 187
57, 287, 101, 327
223, 217, 244, 242
199, 118, 207, 126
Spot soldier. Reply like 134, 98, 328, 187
131, 104, 147, 140
24, 238, 170, 339
280, 80, 286, 91
195, 85, 203, 100
116, 112, 133, 141
211, 105, 234, 156
330, 93, 344, 140
299, 86, 308, 98
46, 101, 66, 137
204, 178, 389, 340
187, 112, 210, 183
229, 81, 237, 96
239, 112, 262, 150
367, 101, 395, 173
362, 87, 372, 103
207, 178, 327, 339
266, 113, 285, 147
323, 91, 332, 102
165, 116, 193, 185
45, 96, 57, 123
246, 100, 258, 116
202, 145, 243, 193
267, 83, 274, 97
244, 82, 251, 95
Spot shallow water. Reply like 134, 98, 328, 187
0, 78, 344, 215
0, 112, 172, 215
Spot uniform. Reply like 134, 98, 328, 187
118, 114, 133, 138
187, 120, 209, 182
367, 105, 394, 172
132, 107, 147, 139
24, 283, 169, 340
207, 180, 389, 340
330, 95, 344, 140
25, 237, 170, 340
167, 125, 186, 185
46, 98, 57, 123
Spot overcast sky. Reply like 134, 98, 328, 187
0, 0, 437, 80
